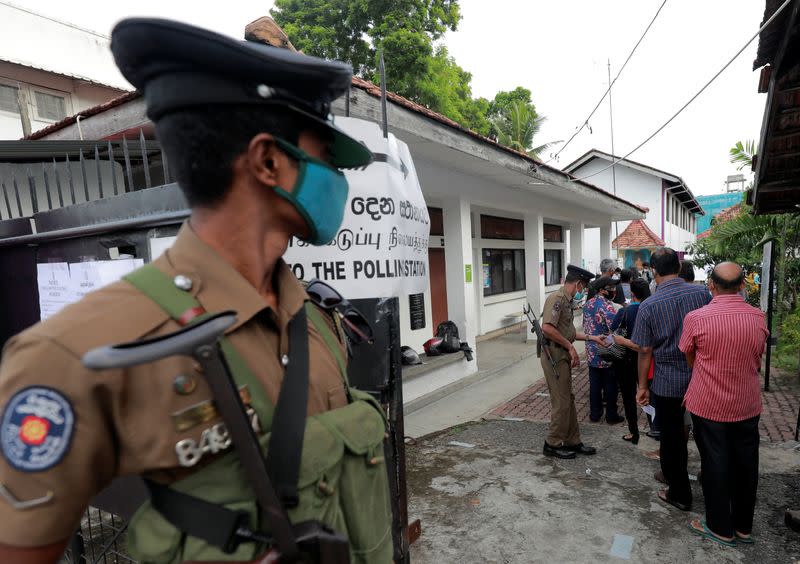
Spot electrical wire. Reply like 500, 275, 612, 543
543, 0, 669, 165
568, 0, 794, 183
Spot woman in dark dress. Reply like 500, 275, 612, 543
609, 279, 651, 444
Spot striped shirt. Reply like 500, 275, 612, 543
630, 278, 711, 397
680, 294, 768, 422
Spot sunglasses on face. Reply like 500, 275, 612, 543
305, 279, 374, 344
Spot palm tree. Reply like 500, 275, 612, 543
490, 101, 561, 160
700, 140, 800, 319
729, 140, 757, 171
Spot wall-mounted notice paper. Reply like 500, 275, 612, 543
37, 263, 73, 321
36, 259, 145, 321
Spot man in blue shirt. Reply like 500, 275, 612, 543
631, 248, 711, 511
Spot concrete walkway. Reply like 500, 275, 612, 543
405, 321, 585, 438
406, 419, 800, 564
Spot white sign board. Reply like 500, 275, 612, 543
760, 240, 772, 313
284, 117, 429, 298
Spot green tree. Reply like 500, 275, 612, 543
271, 0, 460, 84
415, 46, 491, 135
490, 100, 561, 159
729, 140, 757, 171
487, 86, 533, 118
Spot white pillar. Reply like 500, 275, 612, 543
569, 221, 585, 269
524, 213, 545, 330
600, 223, 613, 261
442, 198, 478, 351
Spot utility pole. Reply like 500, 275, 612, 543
608, 60, 619, 245
16, 87, 32, 138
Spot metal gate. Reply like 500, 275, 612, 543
0, 137, 411, 563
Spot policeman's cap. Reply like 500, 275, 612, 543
111, 18, 373, 169
566, 264, 595, 283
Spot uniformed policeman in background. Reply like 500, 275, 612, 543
0, 18, 392, 563
539, 265, 605, 460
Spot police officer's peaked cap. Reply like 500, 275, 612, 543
111, 18, 373, 169
566, 264, 595, 282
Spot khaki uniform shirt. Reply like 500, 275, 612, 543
540, 287, 576, 361
0, 223, 348, 547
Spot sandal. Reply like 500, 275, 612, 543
657, 489, 691, 512
735, 531, 754, 544
622, 433, 639, 445
688, 519, 736, 547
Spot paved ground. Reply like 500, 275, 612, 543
406, 419, 800, 563
405, 329, 800, 562
491, 357, 800, 443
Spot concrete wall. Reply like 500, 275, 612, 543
0, 61, 124, 139
398, 283, 434, 353
414, 157, 615, 341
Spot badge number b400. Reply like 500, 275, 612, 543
174, 408, 260, 467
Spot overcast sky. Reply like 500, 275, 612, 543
17, 0, 768, 196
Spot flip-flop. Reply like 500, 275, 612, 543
735, 532, 754, 544
657, 489, 691, 511
688, 519, 736, 547
622, 433, 639, 444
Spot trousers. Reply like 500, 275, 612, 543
652, 392, 692, 505
615, 360, 639, 439
692, 413, 760, 537
588, 365, 618, 421
541, 355, 580, 447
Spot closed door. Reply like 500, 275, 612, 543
428, 248, 449, 333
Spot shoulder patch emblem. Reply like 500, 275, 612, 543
552, 300, 561, 313
1, 387, 75, 472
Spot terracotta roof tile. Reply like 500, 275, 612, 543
612, 219, 666, 249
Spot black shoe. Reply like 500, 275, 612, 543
646, 430, 661, 440
543, 442, 577, 459
606, 415, 625, 425
565, 442, 597, 455
786, 509, 800, 533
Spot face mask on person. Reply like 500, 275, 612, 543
612, 274, 620, 281
573, 284, 585, 302
272, 137, 349, 245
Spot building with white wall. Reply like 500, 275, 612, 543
26, 85, 645, 405
563, 150, 704, 269
0, 3, 129, 139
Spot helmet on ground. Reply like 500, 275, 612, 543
423, 337, 444, 356
401, 346, 423, 366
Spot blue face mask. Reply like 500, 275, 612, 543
272, 138, 349, 246
573, 290, 585, 302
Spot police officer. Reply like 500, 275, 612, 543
0, 18, 391, 563
540, 265, 605, 459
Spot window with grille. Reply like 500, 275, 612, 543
482, 249, 526, 296
34, 91, 67, 121
0, 84, 19, 114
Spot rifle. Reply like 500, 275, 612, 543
83, 312, 350, 563
522, 302, 559, 379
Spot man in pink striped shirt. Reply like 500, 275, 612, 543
679, 262, 769, 547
